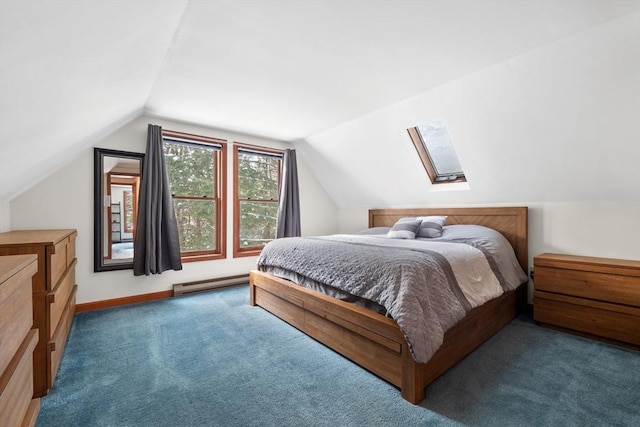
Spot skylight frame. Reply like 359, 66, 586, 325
407, 121, 466, 184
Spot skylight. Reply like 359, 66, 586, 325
407, 120, 466, 184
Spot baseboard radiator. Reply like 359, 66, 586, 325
173, 274, 250, 297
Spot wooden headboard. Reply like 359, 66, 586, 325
369, 207, 528, 272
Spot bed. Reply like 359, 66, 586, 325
249, 206, 528, 404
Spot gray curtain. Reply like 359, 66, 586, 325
133, 124, 182, 276
276, 149, 301, 238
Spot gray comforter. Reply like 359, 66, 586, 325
257, 226, 528, 363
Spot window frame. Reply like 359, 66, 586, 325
407, 125, 466, 184
162, 129, 228, 263
233, 143, 283, 258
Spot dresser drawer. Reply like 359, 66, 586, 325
48, 259, 77, 338
0, 329, 38, 427
67, 234, 76, 267
48, 285, 76, 389
0, 278, 33, 376
49, 232, 77, 292
0, 256, 37, 376
49, 239, 67, 291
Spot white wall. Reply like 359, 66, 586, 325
0, 200, 9, 232
10, 115, 337, 304
301, 12, 640, 268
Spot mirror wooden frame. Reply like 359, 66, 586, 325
94, 147, 144, 272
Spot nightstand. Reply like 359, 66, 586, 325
533, 253, 640, 350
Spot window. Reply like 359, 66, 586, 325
407, 120, 466, 184
233, 144, 282, 257
163, 130, 227, 262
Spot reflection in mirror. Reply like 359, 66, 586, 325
94, 148, 144, 272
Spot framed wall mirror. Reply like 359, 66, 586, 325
94, 148, 144, 272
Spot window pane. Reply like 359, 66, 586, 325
417, 121, 463, 176
238, 152, 280, 200
239, 201, 277, 248
173, 199, 216, 252
123, 191, 133, 232
163, 142, 216, 197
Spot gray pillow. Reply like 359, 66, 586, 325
387, 218, 422, 239
416, 216, 447, 238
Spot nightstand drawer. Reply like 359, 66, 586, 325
535, 265, 639, 307
534, 253, 640, 307
534, 291, 640, 345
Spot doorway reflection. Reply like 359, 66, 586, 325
105, 167, 140, 263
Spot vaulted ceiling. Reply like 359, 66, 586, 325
1, 0, 638, 201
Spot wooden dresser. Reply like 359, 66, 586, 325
533, 253, 640, 350
0, 229, 77, 397
0, 254, 40, 426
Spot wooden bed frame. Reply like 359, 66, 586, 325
249, 206, 528, 404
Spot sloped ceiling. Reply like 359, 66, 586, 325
0, 0, 188, 200
0, 0, 638, 202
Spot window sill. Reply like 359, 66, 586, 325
181, 253, 226, 263
233, 249, 264, 258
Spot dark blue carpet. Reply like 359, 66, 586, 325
36, 285, 640, 426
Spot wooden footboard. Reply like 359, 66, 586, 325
250, 270, 526, 404
250, 270, 406, 387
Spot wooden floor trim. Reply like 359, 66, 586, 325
75, 290, 173, 312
